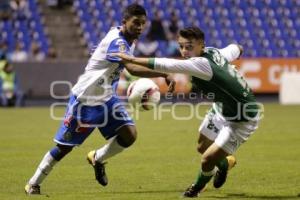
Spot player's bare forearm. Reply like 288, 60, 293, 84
110, 53, 152, 69
124, 62, 176, 93
124, 63, 167, 78
126, 57, 150, 68
113, 53, 210, 78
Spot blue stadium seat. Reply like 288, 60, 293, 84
0, 0, 49, 57
71, 0, 299, 57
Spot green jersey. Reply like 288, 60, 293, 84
192, 47, 258, 121
151, 44, 259, 122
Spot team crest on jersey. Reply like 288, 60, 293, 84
118, 43, 126, 52
116, 39, 127, 52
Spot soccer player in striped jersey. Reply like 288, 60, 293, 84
112, 27, 260, 198
25, 4, 175, 195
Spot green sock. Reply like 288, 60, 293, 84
194, 170, 214, 189
216, 158, 229, 171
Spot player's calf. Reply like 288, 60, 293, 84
213, 155, 236, 188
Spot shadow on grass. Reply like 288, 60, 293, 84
102, 189, 183, 194
205, 192, 300, 199
103, 190, 300, 199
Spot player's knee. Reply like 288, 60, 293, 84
57, 144, 73, 154
115, 125, 137, 148
116, 129, 137, 148
201, 154, 214, 167
50, 144, 73, 161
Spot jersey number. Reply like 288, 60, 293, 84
228, 64, 250, 92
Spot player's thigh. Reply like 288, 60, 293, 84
98, 97, 135, 145
54, 96, 95, 146
198, 110, 224, 147
214, 125, 241, 155
197, 133, 214, 154
232, 118, 259, 142
215, 119, 259, 155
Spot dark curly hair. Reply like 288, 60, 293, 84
123, 4, 147, 20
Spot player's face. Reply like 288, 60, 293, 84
178, 36, 204, 58
123, 15, 146, 39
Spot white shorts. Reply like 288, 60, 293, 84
199, 110, 259, 154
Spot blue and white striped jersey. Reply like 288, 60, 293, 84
72, 26, 135, 105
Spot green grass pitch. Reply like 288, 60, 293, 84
0, 103, 300, 200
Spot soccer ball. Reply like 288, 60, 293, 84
127, 78, 160, 111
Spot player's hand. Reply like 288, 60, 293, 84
237, 44, 243, 59
109, 53, 133, 63
165, 75, 176, 93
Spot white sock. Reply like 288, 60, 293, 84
95, 136, 125, 163
28, 152, 57, 186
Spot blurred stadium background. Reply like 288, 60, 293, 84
1, 1, 300, 199
0, 0, 299, 103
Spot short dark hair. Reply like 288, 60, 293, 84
179, 27, 205, 41
123, 4, 147, 20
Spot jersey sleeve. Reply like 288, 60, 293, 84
152, 57, 213, 80
218, 44, 241, 62
106, 38, 130, 62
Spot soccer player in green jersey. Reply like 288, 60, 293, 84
111, 27, 260, 198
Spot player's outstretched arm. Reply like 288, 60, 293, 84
111, 53, 212, 81
219, 44, 243, 62
109, 53, 150, 67
237, 44, 244, 57
124, 62, 176, 93
124, 62, 166, 77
